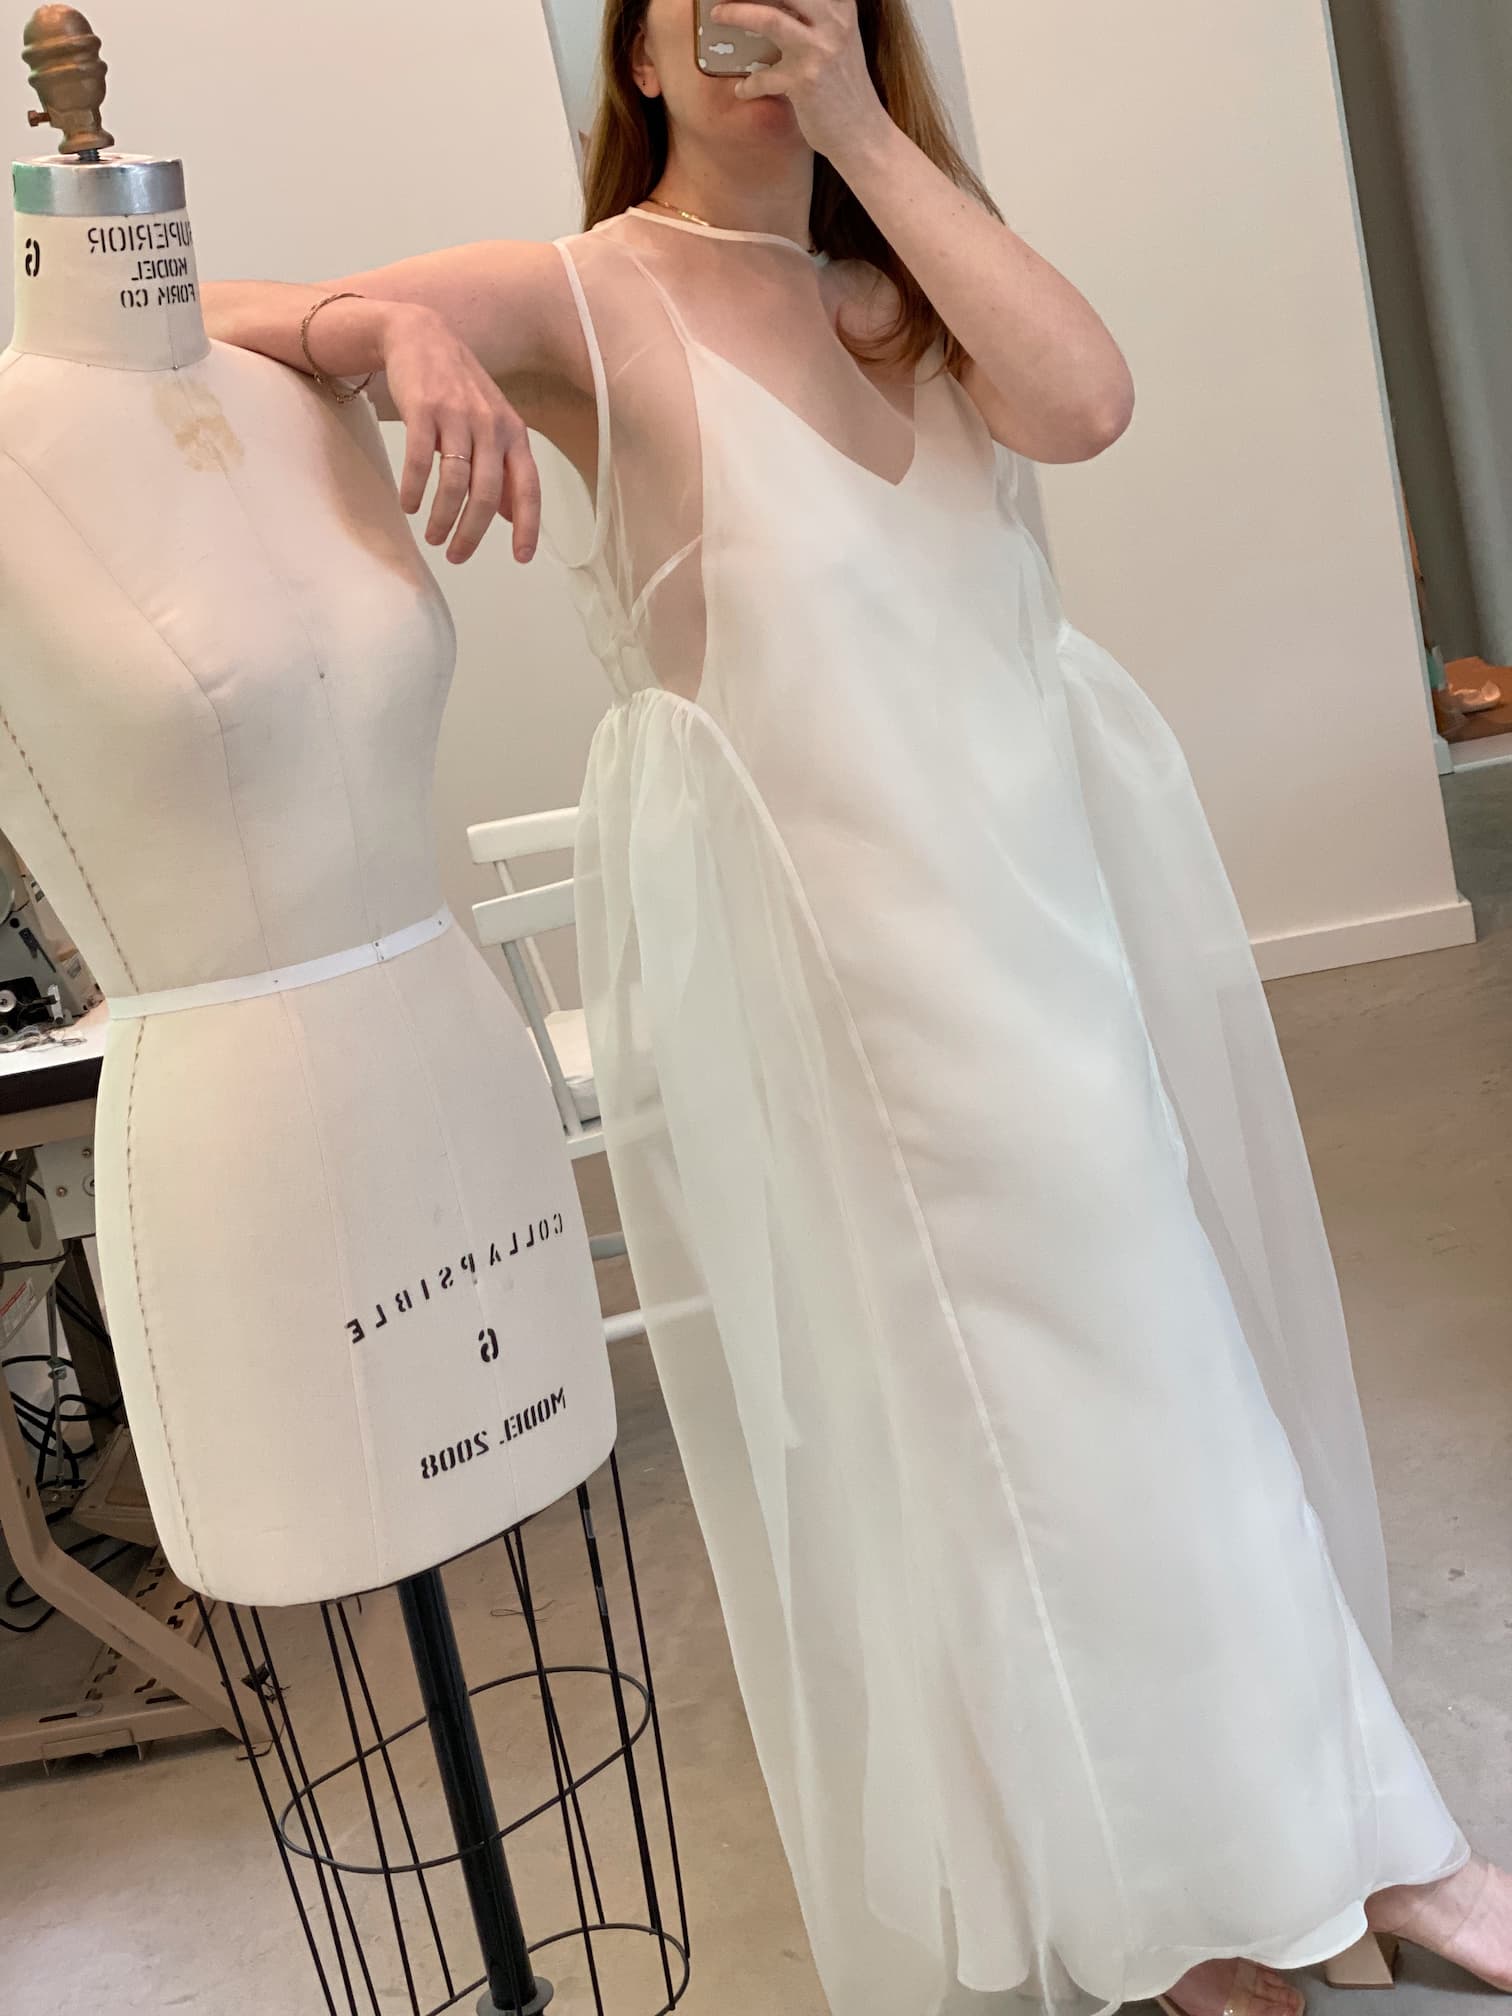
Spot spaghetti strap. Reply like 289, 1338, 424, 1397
549, 238, 611, 565
591, 221, 702, 352
537, 223, 709, 701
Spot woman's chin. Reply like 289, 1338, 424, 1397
730, 94, 803, 145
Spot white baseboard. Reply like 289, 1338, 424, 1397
1252, 896, 1478, 981
1450, 730, 1512, 773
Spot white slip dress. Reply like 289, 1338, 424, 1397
538, 208, 1468, 2016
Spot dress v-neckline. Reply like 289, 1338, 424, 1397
692, 341, 920, 493
617, 207, 919, 492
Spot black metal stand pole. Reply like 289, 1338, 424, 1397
398, 1568, 553, 2016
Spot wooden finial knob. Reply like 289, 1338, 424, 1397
23, 6, 115, 157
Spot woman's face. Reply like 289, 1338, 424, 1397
632, 0, 804, 161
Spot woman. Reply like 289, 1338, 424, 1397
205, 4, 1512, 2012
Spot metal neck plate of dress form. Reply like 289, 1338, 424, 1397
16, 6, 182, 218
13, 153, 187, 218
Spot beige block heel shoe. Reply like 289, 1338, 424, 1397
1323, 1934, 1399, 1990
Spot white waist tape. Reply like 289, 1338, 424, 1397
108, 908, 453, 1020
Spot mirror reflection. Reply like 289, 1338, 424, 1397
0, 6, 1507, 2015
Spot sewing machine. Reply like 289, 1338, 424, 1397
0, 830, 99, 1042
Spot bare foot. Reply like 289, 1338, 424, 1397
1369, 1855, 1512, 1992
1159, 1959, 1305, 2016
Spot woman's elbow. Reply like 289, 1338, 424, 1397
1030, 366, 1135, 466
1074, 365, 1135, 461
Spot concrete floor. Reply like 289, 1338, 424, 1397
2, 767, 1509, 2016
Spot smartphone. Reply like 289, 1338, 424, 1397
695, 0, 780, 76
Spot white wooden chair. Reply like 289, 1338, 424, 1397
468, 807, 599, 1157
468, 807, 629, 1289
468, 809, 706, 1349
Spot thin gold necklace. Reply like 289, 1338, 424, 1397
639, 194, 817, 256
641, 194, 716, 230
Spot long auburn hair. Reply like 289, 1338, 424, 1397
581, 0, 1000, 375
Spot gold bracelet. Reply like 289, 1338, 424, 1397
299, 291, 376, 406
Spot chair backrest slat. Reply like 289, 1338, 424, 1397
467, 810, 585, 1143
468, 808, 579, 866
467, 806, 637, 1334
473, 879, 575, 948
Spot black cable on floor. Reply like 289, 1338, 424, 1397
2, 1535, 136, 1636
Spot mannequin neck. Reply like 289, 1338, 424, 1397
9, 155, 209, 371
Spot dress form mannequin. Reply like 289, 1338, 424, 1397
0, 128, 615, 1606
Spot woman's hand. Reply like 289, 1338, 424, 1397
376, 301, 541, 565
712, 0, 891, 163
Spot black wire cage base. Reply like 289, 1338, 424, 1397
200, 1455, 691, 2016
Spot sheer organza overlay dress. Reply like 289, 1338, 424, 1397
537, 208, 1467, 2016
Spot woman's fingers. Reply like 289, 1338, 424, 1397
391, 351, 537, 561
503, 435, 542, 564
445, 441, 504, 566
436, 419, 541, 566
734, 65, 791, 100
425, 429, 475, 547
713, 0, 815, 27
399, 414, 439, 516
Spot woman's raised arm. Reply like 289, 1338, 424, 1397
203, 240, 587, 564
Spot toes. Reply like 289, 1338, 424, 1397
1249, 1967, 1303, 2014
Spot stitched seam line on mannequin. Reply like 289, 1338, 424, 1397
376, 946, 528, 1520
161, 375, 380, 953
0, 447, 265, 977
632, 686, 1137, 1954
0, 702, 139, 990
0, 347, 205, 376
122, 1017, 205, 1584
280, 992, 384, 1575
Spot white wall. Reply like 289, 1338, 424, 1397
6, 2, 1473, 981
951, 0, 1473, 976
1, 0, 607, 946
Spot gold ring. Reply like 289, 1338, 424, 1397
440, 451, 470, 462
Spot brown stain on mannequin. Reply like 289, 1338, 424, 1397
152, 377, 244, 471
154, 368, 421, 585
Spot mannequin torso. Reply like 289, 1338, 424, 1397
0, 158, 615, 1604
